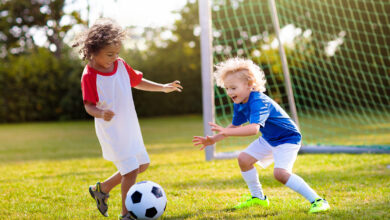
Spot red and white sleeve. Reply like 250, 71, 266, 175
81, 72, 98, 105
120, 58, 143, 87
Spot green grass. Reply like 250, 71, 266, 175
0, 115, 389, 219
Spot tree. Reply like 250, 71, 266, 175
120, 1, 203, 117
0, 0, 85, 58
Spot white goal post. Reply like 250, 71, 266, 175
198, 0, 390, 160
199, 0, 300, 160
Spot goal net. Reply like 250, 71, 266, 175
202, 0, 390, 157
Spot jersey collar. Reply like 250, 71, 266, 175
87, 59, 118, 76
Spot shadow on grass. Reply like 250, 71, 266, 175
163, 213, 194, 220
164, 208, 280, 220
0, 170, 100, 183
0, 117, 200, 163
5, 143, 203, 164
164, 198, 390, 219
145, 144, 196, 154
0, 140, 196, 164
0, 149, 102, 163
165, 159, 390, 192
167, 174, 280, 190
341, 199, 390, 218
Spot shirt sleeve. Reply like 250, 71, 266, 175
81, 72, 98, 105
120, 58, 143, 87
249, 99, 270, 127
232, 104, 247, 126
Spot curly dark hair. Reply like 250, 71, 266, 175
72, 18, 127, 60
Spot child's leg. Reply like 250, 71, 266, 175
115, 150, 150, 216
95, 167, 148, 195
98, 171, 122, 193
120, 163, 149, 215
138, 163, 149, 174
272, 143, 320, 203
99, 163, 150, 194
273, 144, 330, 213
89, 173, 119, 217
238, 138, 274, 200
237, 152, 265, 199
273, 168, 319, 203
120, 168, 138, 215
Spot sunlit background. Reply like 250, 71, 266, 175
0, 0, 389, 148
0, 1, 389, 219
33, 0, 190, 50
0, 0, 202, 122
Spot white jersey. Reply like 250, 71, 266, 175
81, 58, 145, 161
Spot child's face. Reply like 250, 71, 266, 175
91, 43, 121, 70
224, 72, 252, 104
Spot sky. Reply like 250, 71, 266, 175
34, 0, 189, 48
64, 0, 189, 28
36, 0, 342, 56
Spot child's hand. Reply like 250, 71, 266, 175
163, 80, 183, 93
192, 136, 216, 150
101, 109, 115, 121
208, 122, 227, 135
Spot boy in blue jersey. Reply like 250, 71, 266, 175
193, 58, 329, 213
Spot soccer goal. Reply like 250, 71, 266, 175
199, 0, 390, 160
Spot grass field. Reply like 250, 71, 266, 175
0, 115, 389, 219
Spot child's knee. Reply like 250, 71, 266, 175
122, 168, 138, 178
273, 168, 290, 184
237, 153, 247, 167
237, 152, 255, 169
138, 163, 149, 173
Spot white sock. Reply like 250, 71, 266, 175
241, 168, 265, 199
285, 173, 320, 203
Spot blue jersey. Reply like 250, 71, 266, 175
232, 91, 301, 146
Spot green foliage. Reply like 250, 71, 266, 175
0, 117, 389, 219
0, 0, 202, 121
121, 1, 202, 117
0, 0, 85, 57
0, 47, 86, 122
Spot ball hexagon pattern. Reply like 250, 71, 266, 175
125, 181, 167, 220
131, 191, 142, 203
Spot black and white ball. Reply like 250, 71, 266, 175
125, 181, 167, 220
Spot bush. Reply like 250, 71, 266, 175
0, 44, 203, 122
121, 44, 202, 117
0, 47, 87, 122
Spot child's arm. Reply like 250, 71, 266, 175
135, 78, 183, 93
209, 122, 260, 137
193, 124, 238, 150
84, 102, 115, 121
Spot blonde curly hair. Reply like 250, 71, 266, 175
214, 57, 267, 92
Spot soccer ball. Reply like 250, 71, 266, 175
125, 181, 167, 220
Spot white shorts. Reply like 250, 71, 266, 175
113, 149, 150, 175
243, 137, 301, 172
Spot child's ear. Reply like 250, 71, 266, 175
248, 81, 254, 89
